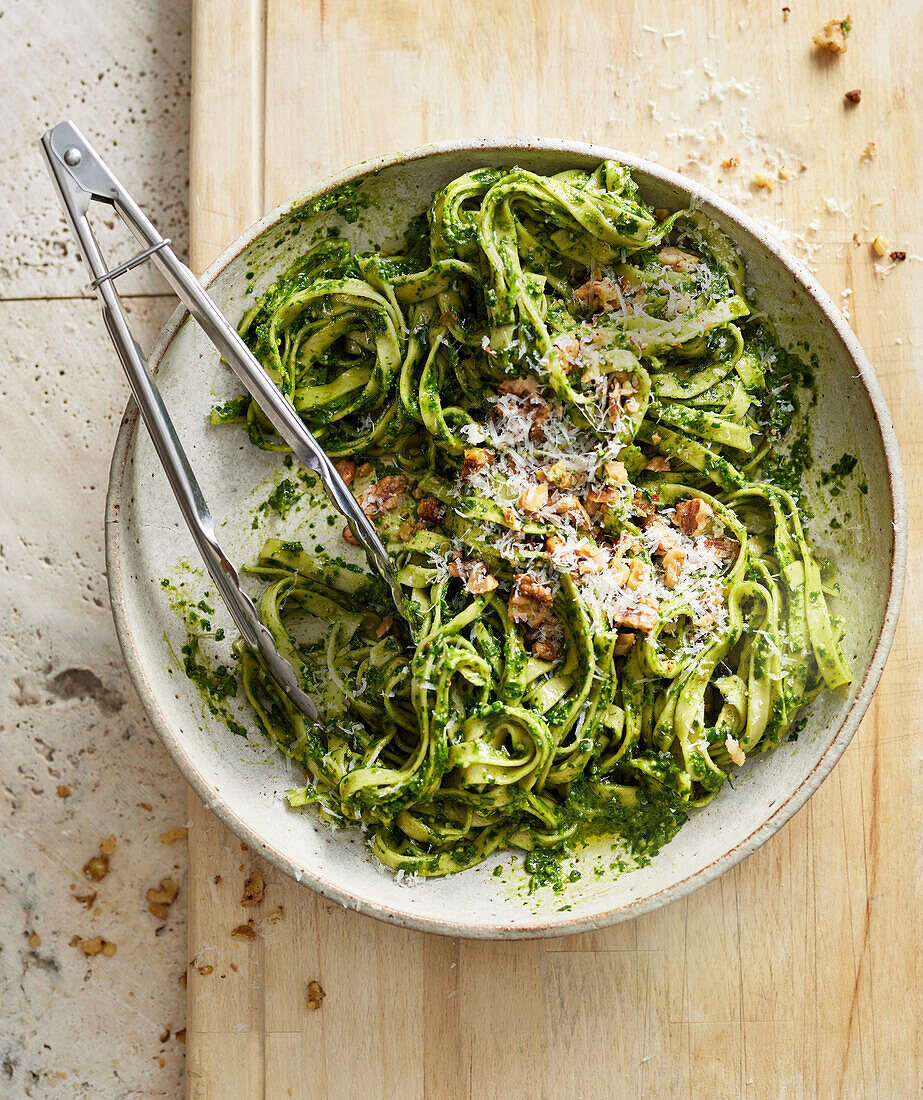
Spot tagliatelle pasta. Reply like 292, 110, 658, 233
215, 161, 851, 877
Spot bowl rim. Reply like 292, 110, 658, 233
105, 136, 907, 939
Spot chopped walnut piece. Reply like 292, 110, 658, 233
532, 638, 563, 662
375, 615, 393, 639
342, 525, 360, 546
497, 376, 550, 442
416, 496, 442, 524
518, 483, 549, 514
334, 459, 356, 486
553, 495, 591, 530
813, 15, 850, 54
508, 573, 561, 652
586, 486, 621, 510
56, 784, 71, 799
890, 251, 907, 262
307, 980, 326, 1010
618, 597, 659, 632
147, 878, 179, 920
536, 461, 577, 488
844, 88, 861, 104
608, 560, 631, 588
871, 235, 888, 256
357, 474, 406, 517
674, 498, 714, 537
448, 559, 498, 595
462, 448, 493, 478
73, 935, 116, 958
704, 536, 741, 565
603, 461, 627, 486
497, 376, 540, 398
625, 560, 647, 591
645, 455, 671, 473
654, 207, 671, 221
663, 548, 686, 589
241, 869, 265, 907
657, 246, 700, 273
632, 491, 657, 518
231, 921, 257, 942
83, 855, 109, 883
613, 632, 636, 657
571, 546, 609, 576
574, 271, 629, 312
159, 828, 188, 845
511, 573, 554, 609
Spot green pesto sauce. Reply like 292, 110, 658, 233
160, 578, 248, 738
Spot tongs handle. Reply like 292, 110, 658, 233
41, 121, 395, 593
39, 122, 330, 718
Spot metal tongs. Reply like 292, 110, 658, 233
40, 120, 405, 722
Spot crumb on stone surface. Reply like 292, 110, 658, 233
71, 935, 117, 958
146, 877, 180, 920
159, 827, 188, 844
307, 980, 326, 1010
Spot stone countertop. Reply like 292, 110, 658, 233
1, 3, 192, 1096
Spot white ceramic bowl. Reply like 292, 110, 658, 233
106, 139, 906, 938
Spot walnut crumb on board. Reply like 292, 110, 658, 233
844, 89, 861, 104
813, 15, 851, 54
752, 172, 774, 191
890, 251, 907, 262
231, 921, 257, 941
861, 141, 877, 160
307, 980, 326, 1010
175, 1029, 186, 1044
871, 235, 888, 256
782, 5, 790, 18
159, 827, 188, 844
241, 869, 265, 907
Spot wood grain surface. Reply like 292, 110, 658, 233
185, 3, 922, 1096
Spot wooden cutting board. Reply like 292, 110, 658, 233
184, 2, 921, 1096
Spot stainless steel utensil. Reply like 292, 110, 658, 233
40, 120, 407, 722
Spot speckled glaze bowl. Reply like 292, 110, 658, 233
106, 139, 906, 938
